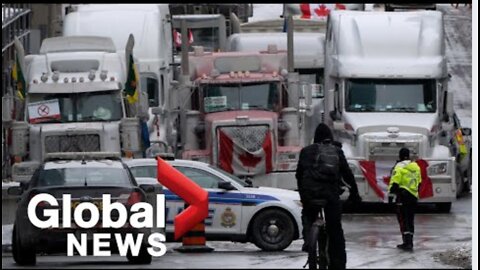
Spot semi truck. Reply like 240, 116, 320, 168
62, 4, 176, 154
322, 10, 471, 212
169, 4, 253, 35
227, 32, 325, 145
3, 35, 147, 183
173, 16, 315, 189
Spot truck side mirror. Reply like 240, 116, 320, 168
461, 127, 472, 136
446, 92, 454, 116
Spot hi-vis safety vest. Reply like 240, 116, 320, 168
389, 160, 422, 199
455, 129, 468, 161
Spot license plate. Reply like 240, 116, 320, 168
71, 201, 103, 210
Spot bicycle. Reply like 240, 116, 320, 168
303, 199, 329, 270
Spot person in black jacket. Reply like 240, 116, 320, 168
296, 123, 361, 269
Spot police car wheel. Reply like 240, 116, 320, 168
12, 225, 36, 266
251, 209, 295, 251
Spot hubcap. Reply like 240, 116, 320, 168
267, 223, 280, 237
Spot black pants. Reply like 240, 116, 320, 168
395, 190, 417, 236
302, 198, 346, 269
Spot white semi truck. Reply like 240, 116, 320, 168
323, 10, 471, 212
4, 36, 147, 183
63, 4, 176, 154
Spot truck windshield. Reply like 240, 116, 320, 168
202, 82, 280, 113
28, 91, 123, 123
346, 79, 436, 113
174, 27, 220, 53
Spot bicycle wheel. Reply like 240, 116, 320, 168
308, 225, 320, 270
308, 223, 328, 269
317, 225, 328, 269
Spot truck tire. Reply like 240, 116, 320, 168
455, 166, 464, 198
127, 244, 152, 264
436, 202, 452, 213
12, 225, 36, 266
251, 209, 295, 251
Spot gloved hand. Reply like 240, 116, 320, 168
347, 192, 362, 204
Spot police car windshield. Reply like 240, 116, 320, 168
207, 165, 250, 187
36, 167, 131, 187
346, 79, 436, 113
28, 91, 123, 123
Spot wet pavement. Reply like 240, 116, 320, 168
2, 193, 472, 268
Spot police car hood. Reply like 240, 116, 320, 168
244, 186, 300, 201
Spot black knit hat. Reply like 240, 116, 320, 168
399, 147, 410, 160
314, 123, 333, 143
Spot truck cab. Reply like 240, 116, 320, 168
227, 32, 325, 145
175, 46, 309, 189
63, 4, 175, 153
324, 10, 467, 211
6, 36, 144, 183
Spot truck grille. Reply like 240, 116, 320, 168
44, 134, 101, 153
219, 125, 269, 152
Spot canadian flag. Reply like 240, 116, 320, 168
299, 3, 346, 20
358, 159, 434, 201
173, 29, 194, 48
218, 129, 273, 175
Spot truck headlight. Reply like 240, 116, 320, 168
278, 152, 298, 162
428, 163, 448, 175
277, 152, 299, 171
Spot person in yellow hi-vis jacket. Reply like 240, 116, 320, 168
388, 148, 422, 251
454, 128, 468, 162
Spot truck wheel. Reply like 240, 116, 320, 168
251, 209, 295, 251
12, 225, 36, 266
436, 202, 452, 213
127, 244, 152, 264
455, 166, 464, 198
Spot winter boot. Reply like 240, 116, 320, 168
396, 235, 406, 249
398, 234, 413, 251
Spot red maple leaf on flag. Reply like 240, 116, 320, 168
239, 152, 262, 168
314, 4, 330, 17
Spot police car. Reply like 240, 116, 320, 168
125, 158, 303, 251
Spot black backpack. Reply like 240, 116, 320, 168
311, 140, 340, 181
